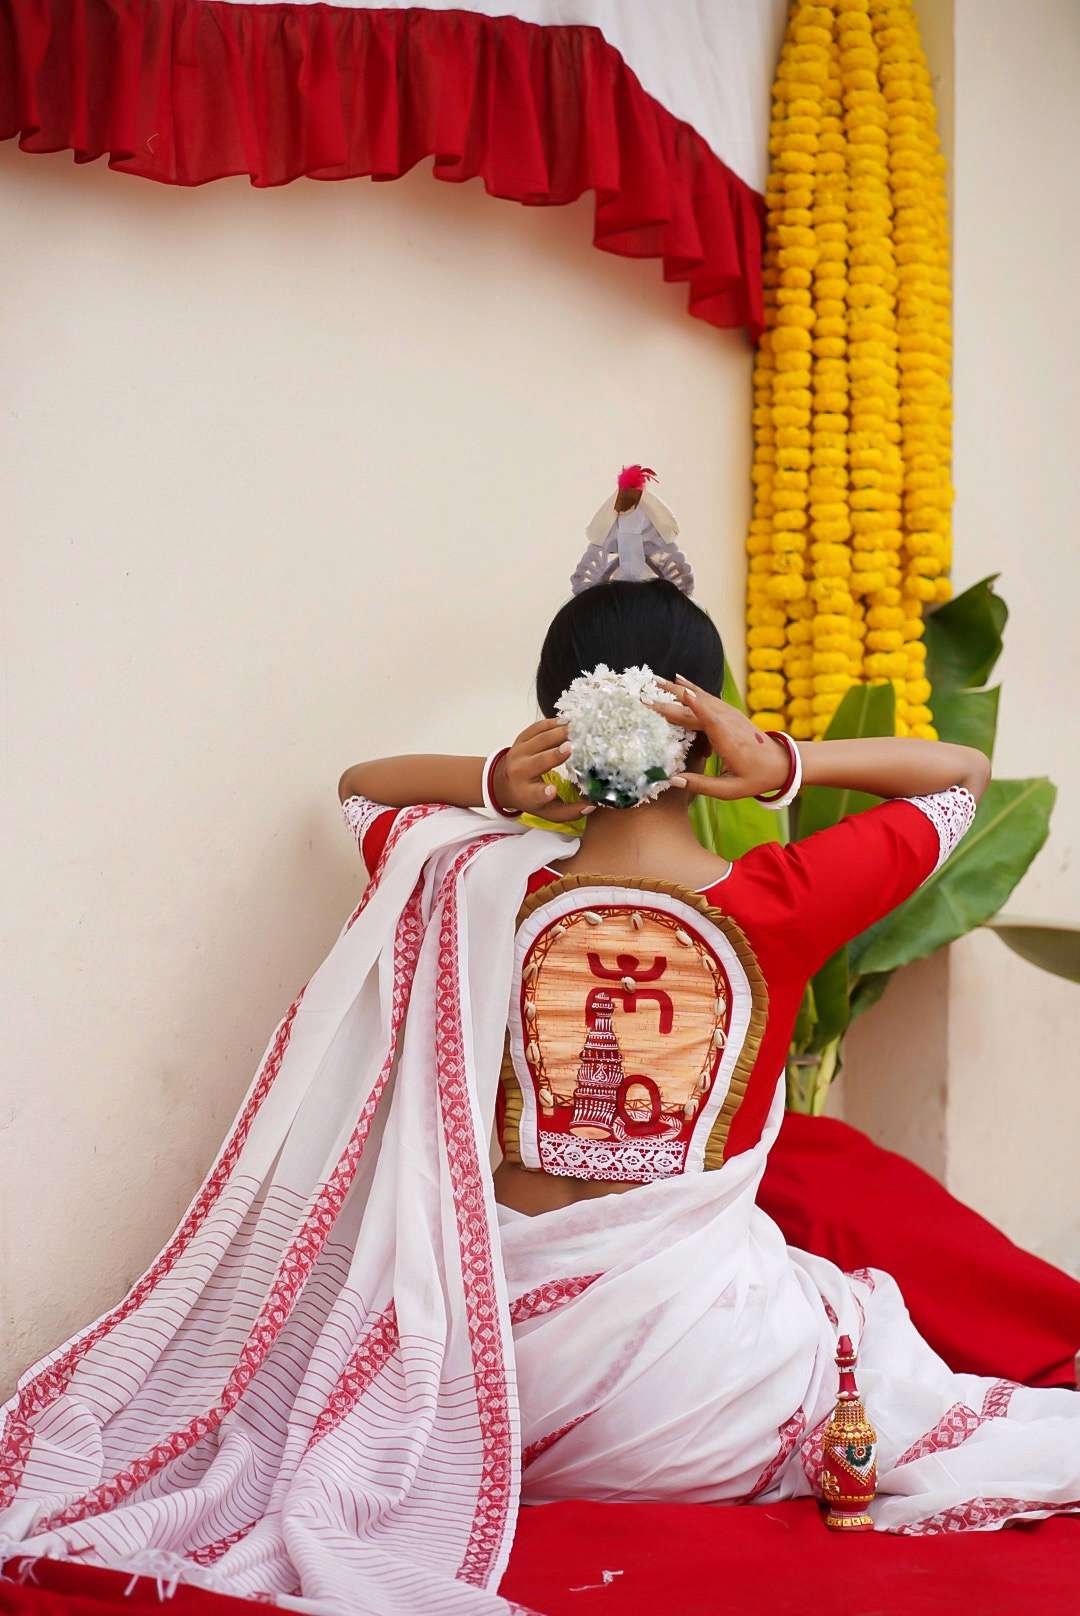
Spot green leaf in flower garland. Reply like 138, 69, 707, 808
924, 575, 1008, 695
849, 776, 1057, 977
930, 685, 1000, 761
520, 770, 587, 834
794, 682, 896, 842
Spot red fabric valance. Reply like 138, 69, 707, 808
0, 0, 765, 336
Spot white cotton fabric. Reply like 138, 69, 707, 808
209, 0, 789, 191
0, 809, 574, 1615
501, 1082, 1080, 1531
1, 807, 1078, 1616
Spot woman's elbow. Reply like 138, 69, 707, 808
961, 745, 992, 802
338, 765, 363, 804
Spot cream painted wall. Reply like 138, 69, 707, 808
1, 146, 753, 1390
944, 0, 1080, 1271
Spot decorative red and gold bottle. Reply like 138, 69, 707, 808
820, 1334, 877, 1531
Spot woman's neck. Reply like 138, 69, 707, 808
553, 792, 731, 886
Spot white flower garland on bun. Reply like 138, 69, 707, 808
555, 663, 693, 809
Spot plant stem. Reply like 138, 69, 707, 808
786, 1037, 842, 1116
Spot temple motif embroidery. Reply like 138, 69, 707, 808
566, 990, 683, 1144
503, 877, 767, 1184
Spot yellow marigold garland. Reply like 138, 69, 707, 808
747, 0, 950, 740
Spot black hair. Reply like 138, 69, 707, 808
535, 579, 725, 718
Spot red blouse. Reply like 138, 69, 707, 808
343, 788, 975, 1176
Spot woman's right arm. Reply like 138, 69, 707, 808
338, 722, 591, 821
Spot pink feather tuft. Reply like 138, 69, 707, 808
617, 464, 657, 492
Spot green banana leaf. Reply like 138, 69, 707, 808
848, 969, 895, 1024
924, 575, 1007, 694
983, 916, 1080, 983
784, 575, 1058, 1112
930, 685, 1000, 760
794, 682, 895, 842
805, 945, 851, 1051
923, 577, 1004, 762
790, 979, 818, 1057
849, 776, 1057, 976
690, 662, 786, 859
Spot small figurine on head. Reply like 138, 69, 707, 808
571, 465, 695, 596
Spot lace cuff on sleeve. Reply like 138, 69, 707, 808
342, 794, 393, 849
900, 785, 977, 875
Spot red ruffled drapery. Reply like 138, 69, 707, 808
0, 0, 765, 336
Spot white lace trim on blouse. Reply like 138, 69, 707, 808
900, 785, 977, 875
341, 794, 392, 851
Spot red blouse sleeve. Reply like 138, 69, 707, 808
341, 794, 402, 879
753, 786, 977, 978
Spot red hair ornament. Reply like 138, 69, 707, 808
616, 464, 657, 492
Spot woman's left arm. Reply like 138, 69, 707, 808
651, 676, 990, 804
799, 735, 990, 802
649, 676, 989, 970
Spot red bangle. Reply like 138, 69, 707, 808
755, 731, 799, 804
482, 747, 519, 818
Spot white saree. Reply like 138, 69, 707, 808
1, 807, 1078, 1616
502, 1088, 1080, 1532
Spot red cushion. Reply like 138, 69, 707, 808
759, 1112, 1080, 1388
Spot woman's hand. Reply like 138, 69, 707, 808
494, 719, 596, 821
650, 674, 992, 804
649, 676, 791, 800
339, 725, 595, 815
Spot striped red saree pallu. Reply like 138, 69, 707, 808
0, 808, 573, 1615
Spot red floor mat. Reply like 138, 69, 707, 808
500, 1500, 1080, 1616
4, 1503, 1079, 1616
